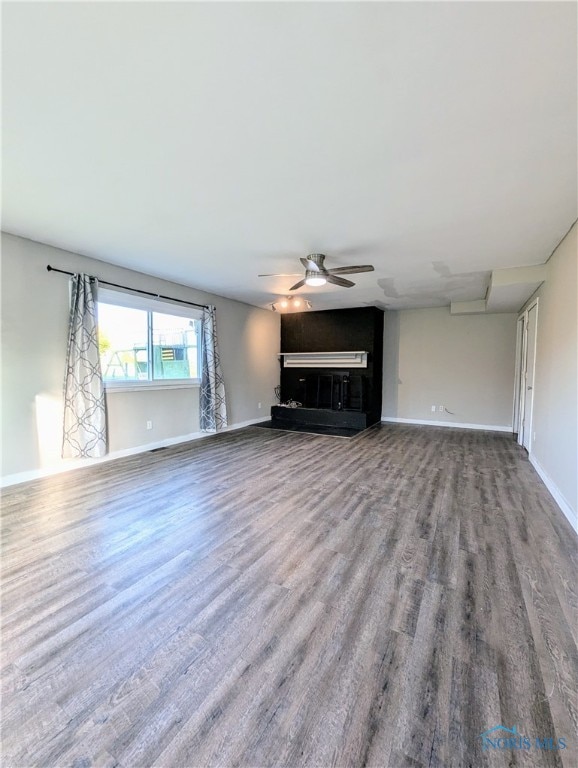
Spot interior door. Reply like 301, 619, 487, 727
522, 302, 538, 452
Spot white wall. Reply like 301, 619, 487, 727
383, 307, 517, 429
521, 223, 577, 524
1, 233, 280, 482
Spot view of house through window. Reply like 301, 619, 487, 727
98, 302, 200, 383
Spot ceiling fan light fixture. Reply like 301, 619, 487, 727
305, 270, 327, 287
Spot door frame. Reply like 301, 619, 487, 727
516, 297, 539, 451
512, 314, 524, 435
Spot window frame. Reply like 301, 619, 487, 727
97, 287, 203, 391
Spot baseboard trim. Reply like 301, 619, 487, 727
529, 454, 577, 533
381, 417, 512, 433
0, 417, 269, 488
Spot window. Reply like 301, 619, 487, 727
97, 289, 201, 387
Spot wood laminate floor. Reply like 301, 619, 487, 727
1, 424, 577, 768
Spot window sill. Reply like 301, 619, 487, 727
105, 381, 201, 394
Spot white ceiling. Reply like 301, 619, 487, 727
3, 1, 576, 311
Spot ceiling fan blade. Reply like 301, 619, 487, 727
327, 274, 355, 288
300, 257, 320, 272
258, 272, 302, 277
289, 278, 307, 291
327, 265, 375, 275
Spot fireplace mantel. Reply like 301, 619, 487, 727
281, 351, 368, 368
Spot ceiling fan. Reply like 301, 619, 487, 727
258, 253, 374, 291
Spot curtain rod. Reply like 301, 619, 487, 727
46, 265, 209, 310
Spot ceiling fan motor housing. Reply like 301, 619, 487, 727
307, 254, 326, 271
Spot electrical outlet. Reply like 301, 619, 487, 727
146, 420, 153, 430
258, 402, 262, 409
439, 405, 445, 412
431, 405, 436, 412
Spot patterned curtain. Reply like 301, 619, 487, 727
62, 274, 107, 458
200, 305, 228, 432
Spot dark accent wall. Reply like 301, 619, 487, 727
280, 306, 384, 425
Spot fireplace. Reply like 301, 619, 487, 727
270, 306, 384, 432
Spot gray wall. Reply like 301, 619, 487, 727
383, 307, 517, 428
521, 223, 577, 520
1, 233, 280, 480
